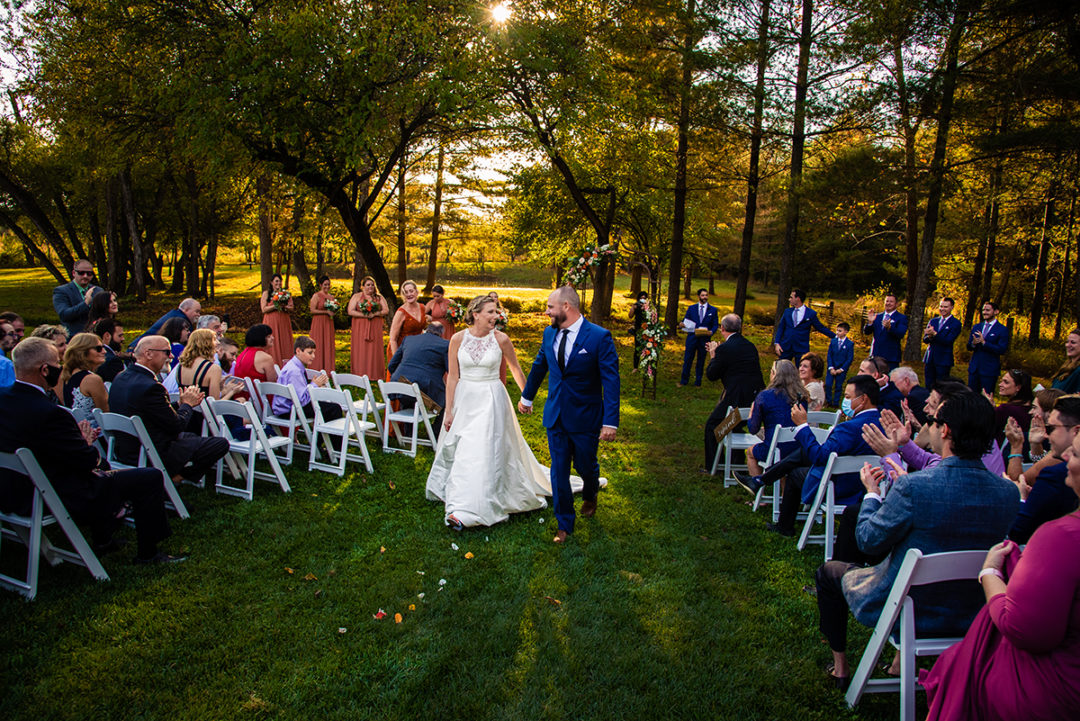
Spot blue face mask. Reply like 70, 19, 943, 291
841, 398, 854, 417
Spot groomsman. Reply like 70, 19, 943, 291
967, 301, 1009, 394
679, 289, 718, 387
773, 288, 835, 361
825, 322, 854, 407
922, 297, 962, 390
862, 293, 908, 371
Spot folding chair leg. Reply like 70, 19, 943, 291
900, 606, 918, 721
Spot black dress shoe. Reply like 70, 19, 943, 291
733, 470, 764, 495
766, 523, 795, 538
134, 552, 189, 565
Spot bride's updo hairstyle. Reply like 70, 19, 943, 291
465, 295, 497, 326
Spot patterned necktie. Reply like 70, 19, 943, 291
557, 329, 568, 372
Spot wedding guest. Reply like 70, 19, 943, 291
129, 298, 200, 350
702, 314, 765, 471
0, 337, 182, 564
922, 296, 962, 390
85, 290, 118, 331
739, 360, 807, 490
273, 336, 343, 425
425, 285, 456, 340
387, 280, 425, 362
177, 329, 241, 403
888, 365, 929, 425
52, 258, 97, 337
196, 314, 223, 338
858, 356, 903, 417
92, 318, 128, 382
825, 321, 853, 407
260, 273, 294, 367
60, 332, 110, 424
816, 390, 1019, 690
31, 324, 68, 401
388, 321, 450, 435
773, 288, 835, 361
160, 316, 190, 369
967, 301, 1009, 394
0, 311, 25, 343
921, 429, 1080, 721
231, 324, 278, 399
0, 320, 16, 389
799, 352, 826, 412
308, 275, 338, 373
1050, 328, 1080, 393
217, 335, 239, 374
347, 275, 388, 380
994, 368, 1033, 445
861, 293, 908, 371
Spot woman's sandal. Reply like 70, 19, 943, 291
446, 515, 464, 532
825, 663, 851, 692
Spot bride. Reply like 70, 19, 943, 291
425, 294, 597, 529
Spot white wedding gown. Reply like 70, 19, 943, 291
425, 330, 600, 528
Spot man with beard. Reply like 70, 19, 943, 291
92, 317, 129, 382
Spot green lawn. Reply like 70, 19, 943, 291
1, 266, 911, 720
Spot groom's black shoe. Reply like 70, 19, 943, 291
553, 530, 568, 544
580, 500, 597, 518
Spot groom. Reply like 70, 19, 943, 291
518, 286, 620, 544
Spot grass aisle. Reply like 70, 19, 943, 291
1, 304, 900, 721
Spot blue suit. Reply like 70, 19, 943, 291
862, 311, 908, 368
922, 314, 961, 390
387, 332, 450, 408
796, 409, 882, 505
680, 302, 718, 385
966, 319, 1009, 394
825, 337, 854, 406
129, 308, 191, 351
522, 319, 620, 533
52, 280, 93, 338
773, 306, 834, 360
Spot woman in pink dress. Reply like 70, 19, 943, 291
921, 430, 1080, 721
424, 285, 456, 340
308, 275, 338, 373
260, 273, 294, 368
346, 275, 388, 379
386, 280, 425, 366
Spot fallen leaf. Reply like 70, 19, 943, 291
373, 609, 386, 620
303, 572, 318, 581
328, 569, 336, 576
408, 604, 416, 611
284, 567, 294, 574
464, 552, 474, 559
380, 546, 386, 553
619, 570, 643, 584
416, 570, 425, 575
451, 542, 459, 551
314, 589, 322, 598
394, 613, 403, 624
417, 592, 425, 599
439, 579, 447, 586
338, 627, 346, 634
543, 596, 562, 606
388, 481, 396, 490
311, 493, 318, 497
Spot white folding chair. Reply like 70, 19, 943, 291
797, 453, 881, 560
331, 372, 386, 440
845, 548, 986, 721
710, 407, 755, 484
204, 398, 291, 501
93, 409, 190, 519
254, 380, 322, 465
0, 448, 109, 600
806, 409, 841, 428
242, 376, 263, 418
377, 380, 438, 456
753, 425, 831, 522
307, 386, 376, 475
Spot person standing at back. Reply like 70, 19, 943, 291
53, 259, 98, 338
678, 289, 718, 387
773, 289, 835, 362
967, 301, 1009, 394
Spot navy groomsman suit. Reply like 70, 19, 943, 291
922, 313, 961, 390
680, 295, 719, 386
862, 310, 908, 370
773, 305, 834, 361
825, 336, 854, 407
967, 318, 1009, 394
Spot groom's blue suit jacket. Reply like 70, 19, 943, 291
522, 319, 620, 433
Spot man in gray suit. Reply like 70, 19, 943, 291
52, 258, 98, 337
388, 321, 450, 434
813, 390, 1019, 688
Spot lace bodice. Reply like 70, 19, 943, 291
458, 331, 501, 381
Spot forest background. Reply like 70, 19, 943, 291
0, 0, 1077, 365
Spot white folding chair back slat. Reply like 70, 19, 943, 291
0, 448, 109, 600
204, 398, 291, 501
710, 407, 756, 484
845, 548, 986, 721
377, 380, 438, 457
307, 386, 375, 476
254, 380, 318, 465
331, 372, 386, 440
242, 377, 263, 418
92, 409, 190, 518
806, 409, 842, 427
752, 425, 833, 521
797, 453, 881, 560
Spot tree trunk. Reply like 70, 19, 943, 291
105, 176, 126, 293
905, 2, 971, 361
257, 173, 274, 293
352, 178, 369, 293
0, 166, 76, 274
667, 0, 697, 332
1029, 182, 1057, 344
0, 210, 66, 283
775, 0, 813, 322
895, 37, 920, 320
734, 0, 771, 319
1053, 191, 1074, 336
630, 263, 643, 296
396, 153, 407, 284
292, 247, 313, 298
118, 166, 147, 301
425, 143, 445, 293
87, 190, 109, 290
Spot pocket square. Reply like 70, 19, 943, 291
577, 348, 589, 354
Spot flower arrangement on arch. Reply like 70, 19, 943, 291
564, 243, 616, 287
271, 289, 292, 311
636, 299, 667, 379
445, 299, 467, 324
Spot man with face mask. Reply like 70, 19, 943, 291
0, 337, 183, 563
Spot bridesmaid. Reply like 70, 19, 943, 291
489, 290, 508, 385
387, 279, 425, 363
347, 275, 389, 379
424, 285, 456, 340
260, 273, 294, 368
308, 275, 338, 373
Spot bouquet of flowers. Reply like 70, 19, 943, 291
271, 289, 291, 311
494, 306, 510, 332
357, 297, 380, 315
564, 243, 617, 287
324, 297, 341, 314
636, 300, 667, 380
445, 299, 467, 324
